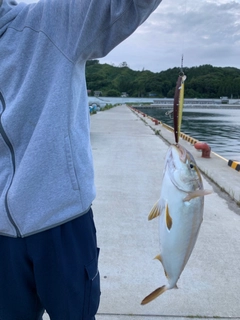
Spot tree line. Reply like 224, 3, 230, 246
86, 60, 240, 99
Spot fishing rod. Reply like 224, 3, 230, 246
173, 55, 187, 144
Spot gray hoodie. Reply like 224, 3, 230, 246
0, 0, 162, 237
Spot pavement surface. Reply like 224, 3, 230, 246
44, 105, 240, 320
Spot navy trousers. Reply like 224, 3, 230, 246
0, 208, 100, 320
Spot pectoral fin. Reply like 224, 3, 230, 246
141, 285, 167, 305
183, 189, 212, 202
148, 201, 161, 220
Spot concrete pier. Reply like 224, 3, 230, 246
44, 105, 240, 320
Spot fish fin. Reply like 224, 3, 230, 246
164, 269, 169, 279
154, 254, 162, 263
148, 201, 161, 220
141, 285, 167, 305
153, 255, 168, 278
183, 189, 213, 202
165, 204, 172, 230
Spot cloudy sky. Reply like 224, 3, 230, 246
18, 0, 240, 72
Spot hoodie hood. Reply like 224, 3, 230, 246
0, 0, 26, 36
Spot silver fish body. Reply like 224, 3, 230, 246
141, 144, 211, 305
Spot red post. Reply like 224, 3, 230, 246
194, 142, 211, 158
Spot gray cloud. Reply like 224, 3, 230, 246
101, 0, 240, 71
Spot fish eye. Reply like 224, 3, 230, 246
189, 163, 194, 169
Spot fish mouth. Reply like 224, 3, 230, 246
168, 144, 203, 191
165, 144, 186, 173
172, 144, 187, 163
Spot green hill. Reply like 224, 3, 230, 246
86, 60, 240, 99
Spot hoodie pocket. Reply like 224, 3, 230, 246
83, 248, 101, 317
64, 136, 79, 190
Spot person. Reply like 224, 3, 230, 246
0, 0, 163, 319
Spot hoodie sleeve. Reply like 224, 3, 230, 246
25, 0, 162, 62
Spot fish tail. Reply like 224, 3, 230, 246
141, 285, 167, 305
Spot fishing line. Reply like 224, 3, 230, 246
173, 0, 217, 143
172, 0, 188, 144
180, 0, 188, 71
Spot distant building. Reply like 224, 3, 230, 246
220, 97, 229, 104
94, 91, 102, 97
153, 98, 222, 105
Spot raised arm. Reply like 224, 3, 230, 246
22, 0, 163, 62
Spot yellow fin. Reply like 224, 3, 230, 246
165, 204, 172, 230
164, 269, 169, 279
183, 189, 212, 202
154, 255, 168, 278
148, 201, 161, 220
141, 285, 167, 305
154, 254, 162, 263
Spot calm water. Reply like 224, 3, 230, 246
137, 107, 240, 162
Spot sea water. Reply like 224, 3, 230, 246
137, 107, 240, 162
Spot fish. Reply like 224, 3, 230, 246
173, 74, 186, 144
141, 144, 212, 305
